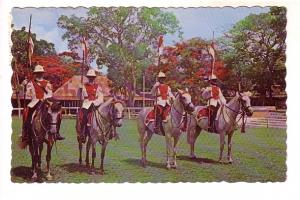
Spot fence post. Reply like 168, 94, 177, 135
267, 110, 269, 128
18, 108, 21, 118
128, 107, 131, 120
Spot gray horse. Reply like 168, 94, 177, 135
187, 91, 253, 163
76, 98, 125, 175
137, 89, 195, 169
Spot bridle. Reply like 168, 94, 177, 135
94, 100, 124, 142
222, 95, 251, 131
171, 92, 194, 129
173, 92, 194, 115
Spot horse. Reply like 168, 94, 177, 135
137, 89, 195, 169
76, 98, 125, 175
186, 91, 253, 163
27, 99, 62, 181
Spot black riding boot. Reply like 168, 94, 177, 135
208, 106, 216, 133
154, 106, 161, 134
21, 107, 34, 143
81, 108, 88, 143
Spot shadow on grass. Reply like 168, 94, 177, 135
123, 158, 166, 169
11, 166, 43, 183
59, 162, 99, 174
177, 155, 229, 165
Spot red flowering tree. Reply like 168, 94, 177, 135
147, 38, 230, 104
30, 53, 81, 90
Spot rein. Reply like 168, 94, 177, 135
171, 93, 191, 130
222, 98, 248, 132
93, 102, 120, 142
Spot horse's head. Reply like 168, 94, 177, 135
110, 99, 125, 127
44, 98, 62, 134
237, 91, 253, 117
176, 88, 195, 113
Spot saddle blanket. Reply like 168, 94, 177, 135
196, 107, 209, 120
144, 107, 187, 132
144, 107, 171, 126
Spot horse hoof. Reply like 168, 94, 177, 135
86, 163, 90, 168
99, 170, 105, 175
171, 165, 177, 169
190, 155, 197, 159
140, 160, 147, 168
166, 164, 171, 170
46, 174, 53, 181
31, 174, 38, 181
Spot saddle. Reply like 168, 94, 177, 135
144, 106, 171, 126
196, 106, 209, 120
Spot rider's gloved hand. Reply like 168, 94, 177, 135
154, 81, 160, 87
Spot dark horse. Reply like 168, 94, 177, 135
23, 99, 62, 181
76, 98, 125, 175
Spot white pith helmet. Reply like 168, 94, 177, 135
33, 65, 45, 73
86, 69, 97, 77
157, 71, 166, 78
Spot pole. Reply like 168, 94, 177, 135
211, 31, 215, 76
23, 14, 32, 110
154, 36, 162, 128
80, 39, 85, 106
143, 73, 145, 108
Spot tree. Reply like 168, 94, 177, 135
11, 26, 57, 82
147, 38, 229, 104
57, 7, 182, 105
31, 54, 81, 90
220, 7, 286, 104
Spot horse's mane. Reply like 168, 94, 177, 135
98, 98, 114, 112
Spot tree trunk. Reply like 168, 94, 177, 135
128, 70, 137, 107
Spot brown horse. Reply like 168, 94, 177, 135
25, 99, 62, 181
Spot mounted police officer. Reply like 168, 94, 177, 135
151, 71, 175, 133
202, 74, 226, 132
80, 69, 104, 141
20, 65, 65, 145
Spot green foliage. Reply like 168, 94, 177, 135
58, 7, 181, 105
220, 7, 286, 97
11, 26, 57, 66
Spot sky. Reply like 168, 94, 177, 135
11, 7, 269, 73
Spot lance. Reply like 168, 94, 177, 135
80, 36, 85, 106
154, 35, 163, 130
23, 14, 32, 109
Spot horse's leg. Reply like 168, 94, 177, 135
140, 131, 152, 167
77, 136, 83, 165
46, 141, 53, 181
171, 135, 180, 168
85, 137, 91, 167
227, 131, 234, 164
31, 142, 39, 181
91, 145, 96, 169
218, 132, 226, 163
38, 143, 43, 170
165, 132, 172, 170
28, 141, 37, 180
189, 126, 201, 159
99, 142, 107, 175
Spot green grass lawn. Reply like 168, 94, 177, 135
11, 117, 286, 183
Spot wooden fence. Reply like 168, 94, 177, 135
12, 106, 286, 129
